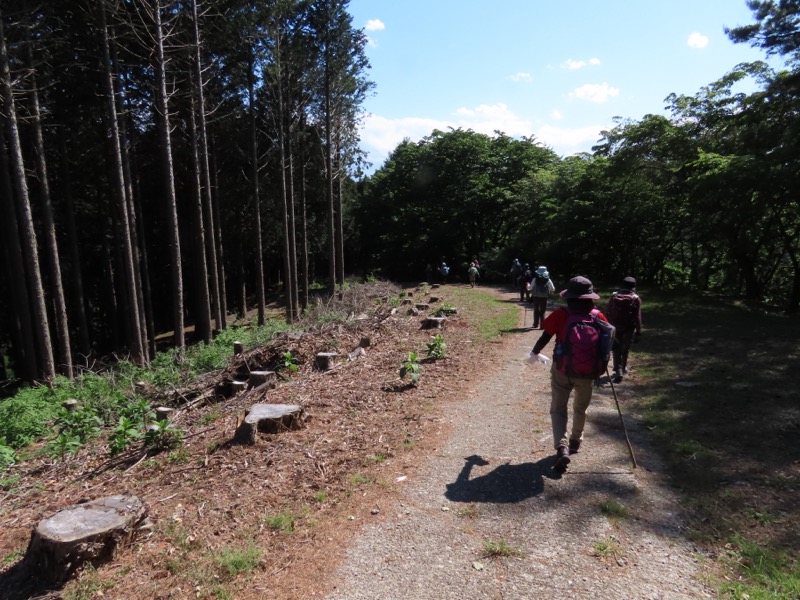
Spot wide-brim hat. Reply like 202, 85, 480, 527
560, 275, 600, 300
535, 266, 548, 277
623, 276, 636, 288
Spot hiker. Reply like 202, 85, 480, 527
467, 262, 480, 287
509, 258, 522, 288
530, 266, 555, 327
519, 263, 533, 301
605, 276, 642, 383
439, 262, 450, 284
425, 263, 433, 283
528, 276, 614, 471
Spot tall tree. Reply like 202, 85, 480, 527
0, 8, 55, 381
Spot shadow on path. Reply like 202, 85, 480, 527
445, 454, 562, 504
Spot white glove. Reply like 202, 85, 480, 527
528, 352, 550, 366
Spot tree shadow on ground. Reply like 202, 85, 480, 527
445, 454, 562, 504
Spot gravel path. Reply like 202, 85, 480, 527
325, 290, 713, 600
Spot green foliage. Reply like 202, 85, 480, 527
599, 499, 628, 519
144, 421, 184, 453
0, 386, 61, 448
108, 417, 143, 457
275, 351, 299, 374
433, 302, 457, 317
399, 351, 422, 385
0, 438, 16, 472
425, 334, 447, 359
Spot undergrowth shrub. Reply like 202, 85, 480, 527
0, 386, 61, 448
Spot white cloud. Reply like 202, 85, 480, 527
569, 82, 620, 103
510, 72, 533, 83
564, 57, 602, 70
452, 103, 533, 136
535, 124, 605, 155
365, 19, 385, 31
687, 32, 709, 48
359, 114, 450, 157
550, 109, 563, 120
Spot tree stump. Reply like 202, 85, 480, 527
231, 380, 248, 394
415, 303, 430, 311
155, 407, 174, 422
234, 404, 304, 444
248, 370, 276, 389
233, 341, 244, 356
314, 352, 338, 371
407, 307, 420, 316
62, 399, 79, 412
428, 296, 441, 303
422, 316, 446, 329
359, 336, 371, 348
24, 495, 146, 585
430, 284, 440, 289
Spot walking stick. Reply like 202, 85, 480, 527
606, 368, 638, 469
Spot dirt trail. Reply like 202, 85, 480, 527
324, 289, 712, 600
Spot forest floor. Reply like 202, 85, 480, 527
0, 282, 782, 599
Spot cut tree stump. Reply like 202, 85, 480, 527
415, 303, 430, 311
233, 341, 244, 356
248, 370, 276, 389
315, 352, 338, 371
154, 407, 174, 422
62, 399, 79, 412
234, 403, 304, 444
24, 495, 146, 585
422, 316, 446, 329
231, 380, 248, 394
428, 296, 441, 303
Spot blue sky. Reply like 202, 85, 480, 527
347, 1, 777, 172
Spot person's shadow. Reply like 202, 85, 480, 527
445, 454, 560, 504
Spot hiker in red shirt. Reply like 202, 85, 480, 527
528, 276, 613, 471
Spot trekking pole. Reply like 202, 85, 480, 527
606, 368, 638, 469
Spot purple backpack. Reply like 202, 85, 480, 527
555, 309, 615, 379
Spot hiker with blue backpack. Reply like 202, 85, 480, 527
605, 276, 643, 383
527, 276, 615, 471
529, 266, 555, 327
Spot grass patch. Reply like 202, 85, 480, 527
482, 538, 524, 559
457, 504, 479, 518
627, 287, 800, 595
721, 534, 800, 599
599, 499, 628, 519
592, 536, 623, 560
443, 286, 519, 341
348, 473, 370, 485
263, 510, 296, 533
213, 543, 262, 581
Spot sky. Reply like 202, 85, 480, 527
346, 1, 778, 173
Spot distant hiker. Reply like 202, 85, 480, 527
519, 263, 533, 301
528, 276, 614, 471
439, 262, 450, 284
605, 276, 642, 383
425, 263, 433, 283
468, 262, 480, 287
530, 266, 555, 327
509, 258, 522, 288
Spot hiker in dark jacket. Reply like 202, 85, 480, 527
528, 276, 611, 471
519, 264, 533, 301
605, 276, 642, 383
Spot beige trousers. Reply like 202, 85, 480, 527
549, 366, 594, 450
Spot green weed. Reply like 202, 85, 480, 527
482, 539, 524, 558
722, 534, 800, 599
348, 473, 370, 485
399, 351, 422, 385
599, 499, 629, 519
264, 511, 296, 533
425, 334, 447, 359
213, 543, 262, 581
592, 536, 623, 559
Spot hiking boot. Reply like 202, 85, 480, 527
612, 371, 623, 383
554, 446, 570, 470
568, 439, 581, 454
